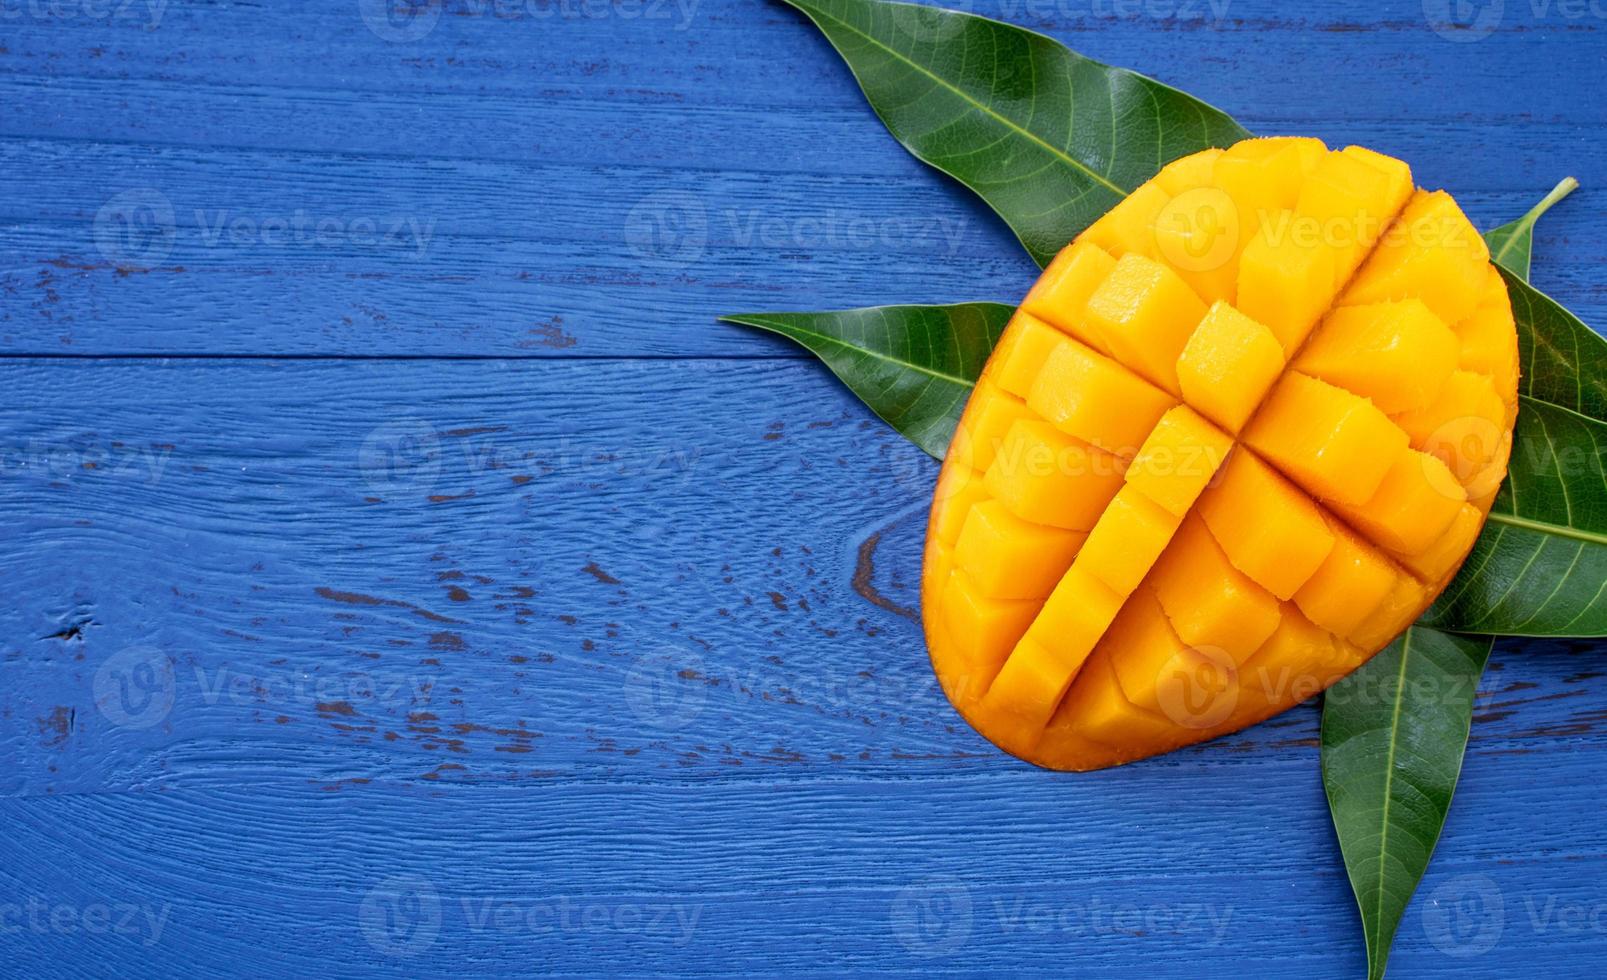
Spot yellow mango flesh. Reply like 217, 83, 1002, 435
1177, 301, 1286, 433
922, 137, 1517, 771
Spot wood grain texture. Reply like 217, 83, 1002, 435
1, 0, 1604, 976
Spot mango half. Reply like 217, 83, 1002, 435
922, 137, 1517, 771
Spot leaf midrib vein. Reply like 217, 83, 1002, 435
1369, 632, 1415, 970
800, 2, 1129, 197
1485, 510, 1607, 548
744, 318, 976, 386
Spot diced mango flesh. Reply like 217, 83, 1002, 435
1177, 302, 1286, 433
1082, 182, 1172, 261
1329, 449, 1467, 557
1213, 137, 1326, 223
1151, 514, 1283, 664
954, 500, 1086, 600
949, 384, 1036, 472
922, 139, 1514, 771
1020, 241, 1119, 353
1296, 300, 1459, 414
990, 312, 1073, 398
1243, 372, 1409, 506
1027, 338, 1177, 457
1085, 253, 1209, 395
1393, 370, 1509, 498
984, 420, 1125, 531
1123, 406, 1234, 516
1343, 190, 1490, 325
1236, 213, 1341, 352
1197, 448, 1335, 600
1153, 147, 1225, 196
1293, 522, 1400, 640
1076, 486, 1181, 596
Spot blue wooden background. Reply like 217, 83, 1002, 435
1, 1, 1603, 976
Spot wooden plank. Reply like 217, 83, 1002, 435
1, 142, 1600, 355
0, 748, 1604, 978
2, 0, 1605, 974
0, 0, 1600, 122
2, 359, 1603, 797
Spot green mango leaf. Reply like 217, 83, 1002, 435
1504, 269, 1607, 422
1424, 189, 1607, 638
1321, 626, 1494, 980
738, 7, 1603, 977
777, 0, 1249, 266
1422, 397, 1607, 636
721, 303, 1012, 457
1322, 186, 1597, 980
1485, 176, 1577, 280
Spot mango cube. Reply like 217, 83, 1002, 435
1234, 606, 1351, 715
990, 313, 1072, 398
1350, 576, 1429, 651
1055, 648, 1181, 748
941, 570, 1038, 683
1081, 182, 1172, 261
1343, 190, 1490, 325
949, 385, 1036, 472
1294, 147, 1413, 277
1453, 266, 1520, 402
1212, 136, 1327, 221
954, 500, 1086, 600
1150, 186, 1245, 305
1393, 370, 1508, 495
1123, 405, 1234, 516
1331, 449, 1467, 556
1027, 338, 1177, 457
1150, 514, 1283, 664
930, 464, 988, 546
984, 420, 1125, 530
1297, 300, 1459, 413
1154, 148, 1225, 196
1075, 485, 1182, 595
1084, 253, 1209, 394
1177, 301, 1286, 432
1196, 449, 1336, 600
1236, 212, 1342, 352
1243, 372, 1410, 505
1021, 241, 1118, 352
1102, 589, 1200, 713
987, 568, 1126, 740
977, 638, 1076, 752
1401, 503, 1485, 582
1292, 523, 1399, 638
1017, 565, 1125, 675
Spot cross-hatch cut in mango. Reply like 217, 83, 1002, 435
922, 137, 1518, 771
